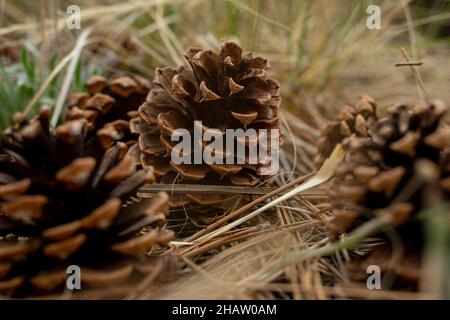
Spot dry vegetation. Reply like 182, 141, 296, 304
0, 0, 449, 299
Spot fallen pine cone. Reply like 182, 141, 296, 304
315, 95, 378, 167
66, 74, 151, 157
0, 108, 175, 297
327, 99, 450, 290
131, 41, 282, 213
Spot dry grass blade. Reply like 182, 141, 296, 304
395, 61, 423, 66
23, 30, 91, 118
139, 184, 327, 196
22, 51, 74, 116
399, 47, 428, 104
50, 28, 91, 127
194, 144, 345, 244
0, 0, 183, 38
142, 213, 396, 300
241, 214, 397, 285
185, 172, 315, 243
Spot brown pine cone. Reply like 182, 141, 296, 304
315, 95, 378, 167
328, 99, 450, 289
0, 108, 175, 297
66, 74, 151, 155
132, 42, 282, 211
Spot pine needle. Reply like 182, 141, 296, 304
194, 144, 345, 243
399, 47, 428, 104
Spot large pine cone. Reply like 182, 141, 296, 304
0, 108, 175, 297
315, 96, 377, 168
328, 100, 450, 289
131, 42, 282, 211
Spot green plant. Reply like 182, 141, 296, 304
0, 48, 36, 129
0, 45, 97, 131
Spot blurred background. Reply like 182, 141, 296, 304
1, 0, 449, 130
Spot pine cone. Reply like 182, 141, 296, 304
328, 99, 450, 289
315, 96, 377, 167
132, 42, 282, 211
0, 108, 175, 297
66, 74, 150, 155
